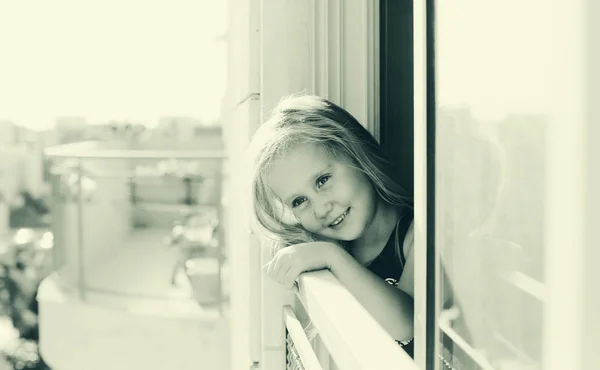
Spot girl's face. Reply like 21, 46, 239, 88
266, 143, 379, 242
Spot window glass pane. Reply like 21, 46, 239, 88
435, 1, 551, 368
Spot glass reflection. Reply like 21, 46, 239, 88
435, 1, 550, 368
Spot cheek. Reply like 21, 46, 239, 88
296, 210, 321, 230
350, 175, 375, 199
296, 211, 313, 225
355, 180, 378, 213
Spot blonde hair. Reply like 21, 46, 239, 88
248, 94, 410, 248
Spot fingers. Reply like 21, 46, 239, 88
262, 256, 283, 283
261, 260, 271, 275
264, 253, 285, 282
283, 267, 300, 290
271, 253, 286, 281
274, 260, 291, 287
263, 254, 299, 291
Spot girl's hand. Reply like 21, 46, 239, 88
263, 241, 342, 290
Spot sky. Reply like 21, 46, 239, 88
436, 0, 552, 123
0, 0, 228, 130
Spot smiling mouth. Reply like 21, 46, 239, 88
329, 208, 350, 228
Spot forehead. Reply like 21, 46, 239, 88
266, 143, 333, 201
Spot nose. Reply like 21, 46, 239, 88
313, 197, 333, 220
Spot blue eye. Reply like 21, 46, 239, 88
316, 175, 331, 188
290, 175, 330, 208
292, 197, 307, 208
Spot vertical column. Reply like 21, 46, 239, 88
543, 1, 587, 368
76, 157, 86, 301
583, 1, 600, 368
260, 1, 314, 369
224, 0, 262, 369
313, 0, 329, 99
321, 0, 378, 136
545, 0, 600, 368
225, 98, 262, 369
412, 0, 429, 367
260, 0, 314, 115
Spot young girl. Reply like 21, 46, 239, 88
248, 94, 416, 356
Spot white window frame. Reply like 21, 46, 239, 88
413, 0, 432, 367
311, 0, 379, 139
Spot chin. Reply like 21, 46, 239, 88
316, 223, 363, 242
335, 229, 364, 242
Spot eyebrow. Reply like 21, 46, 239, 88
283, 164, 331, 205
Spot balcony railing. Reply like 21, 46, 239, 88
44, 140, 228, 314
260, 257, 418, 370
285, 270, 417, 370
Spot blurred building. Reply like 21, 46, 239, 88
55, 117, 87, 144
137, 117, 223, 151
0, 120, 17, 145
0, 120, 48, 202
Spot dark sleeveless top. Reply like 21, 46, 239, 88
367, 210, 413, 285
365, 209, 415, 358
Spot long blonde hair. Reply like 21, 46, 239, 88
248, 94, 410, 248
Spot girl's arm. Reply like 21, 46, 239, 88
326, 244, 414, 342
396, 221, 415, 297
264, 231, 415, 341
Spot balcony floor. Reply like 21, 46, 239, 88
80, 228, 229, 316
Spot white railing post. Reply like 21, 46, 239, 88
260, 243, 296, 370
